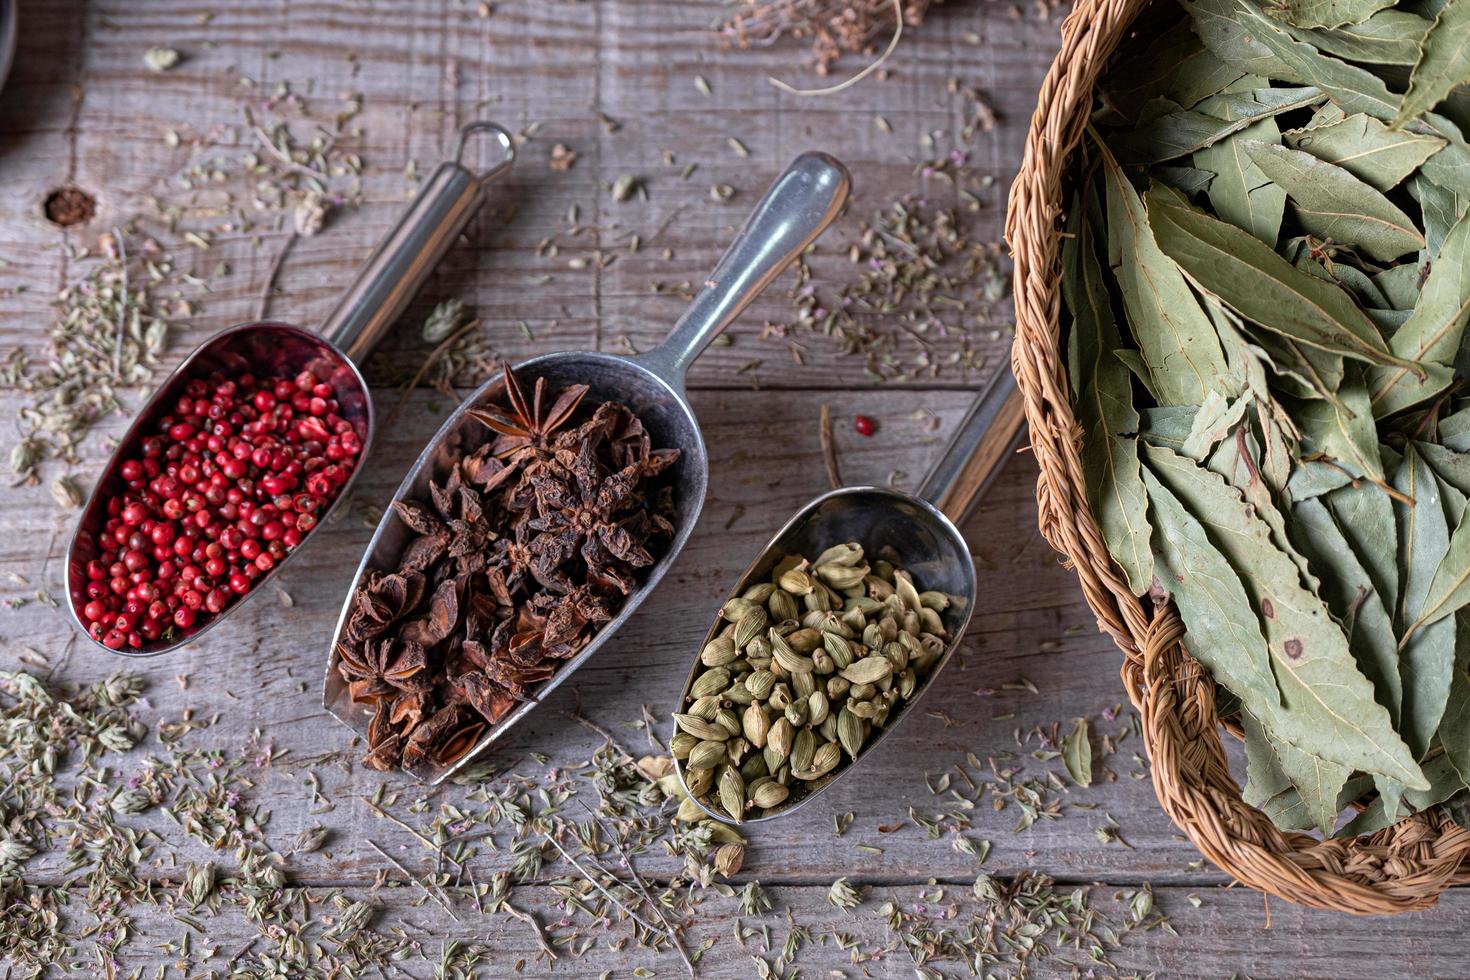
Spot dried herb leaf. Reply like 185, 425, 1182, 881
1064, 193, 1154, 595
1144, 189, 1416, 372
1394, 447, 1459, 758
1110, 86, 1323, 164
1369, 211, 1470, 415
1145, 443, 1426, 789
1062, 718, 1093, 787
1284, 9, 1430, 66
1391, 0, 1470, 130
1101, 145, 1231, 405
1194, 77, 1290, 243
1268, 0, 1394, 29
1284, 112, 1446, 190
1243, 140, 1425, 260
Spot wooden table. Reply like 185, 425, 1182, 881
2, 1, 1466, 976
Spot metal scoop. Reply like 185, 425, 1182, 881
674, 364, 1026, 822
323, 151, 852, 783
64, 122, 517, 657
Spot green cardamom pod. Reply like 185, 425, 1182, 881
740, 752, 769, 783
768, 589, 799, 622
823, 632, 855, 668
840, 656, 893, 685
734, 607, 769, 650
791, 729, 816, 772
724, 683, 756, 706
718, 766, 745, 820
818, 711, 840, 742
791, 669, 817, 700
742, 703, 771, 748
811, 740, 841, 775
691, 667, 731, 699
751, 780, 790, 808
715, 707, 741, 737
742, 582, 777, 603
745, 669, 777, 700
767, 716, 794, 759
677, 796, 706, 822
688, 695, 720, 720
898, 669, 917, 699
815, 542, 864, 567
770, 629, 816, 673
895, 569, 922, 612
673, 713, 730, 741
670, 732, 698, 759
778, 568, 815, 595
919, 607, 946, 637
837, 707, 865, 758
701, 636, 738, 667
689, 740, 727, 770
787, 627, 823, 654
685, 765, 713, 797
807, 690, 830, 727
722, 597, 756, 623
826, 676, 851, 699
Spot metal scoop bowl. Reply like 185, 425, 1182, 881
674, 365, 1026, 822
323, 151, 852, 783
63, 122, 516, 657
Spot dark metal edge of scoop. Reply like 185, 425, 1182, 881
672, 485, 979, 825
63, 321, 375, 659
321, 350, 708, 785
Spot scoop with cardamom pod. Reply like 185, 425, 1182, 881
671, 366, 1025, 822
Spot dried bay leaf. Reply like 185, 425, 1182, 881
1438, 610, 1470, 783
1101, 145, 1231, 405
1391, 0, 1470, 131
1410, 173, 1469, 259
1372, 263, 1421, 309
1064, 193, 1155, 596
1243, 141, 1425, 260
1185, 0, 1296, 77
1394, 446, 1458, 758
1138, 406, 1199, 451
1194, 79, 1289, 243
1241, 708, 1351, 834
1183, 390, 1251, 460
1325, 478, 1401, 614
1291, 366, 1385, 482
1144, 190, 1418, 372
1144, 443, 1426, 788
1267, 0, 1394, 29
1141, 465, 1282, 710
1111, 86, 1324, 165
1283, 112, 1445, 190
1292, 496, 1403, 721
1104, 18, 1248, 121
1368, 210, 1470, 416
1152, 164, 1219, 196
1283, 8, 1431, 65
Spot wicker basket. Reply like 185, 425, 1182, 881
1005, 0, 1470, 914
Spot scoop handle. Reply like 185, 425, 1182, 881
640, 151, 851, 384
319, 121, 516, 364
915, 367, 1027, 525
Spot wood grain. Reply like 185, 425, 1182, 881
0, 0, 1466, 975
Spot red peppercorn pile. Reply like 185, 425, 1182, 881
76, 370, 361, 651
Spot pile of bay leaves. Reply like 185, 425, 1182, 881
1066, 0, 1470, 835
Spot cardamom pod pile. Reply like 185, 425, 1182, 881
672, 543, 951, 822
1069, 0, 1470, 834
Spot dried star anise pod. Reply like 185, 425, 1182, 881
337, 637, 432, 699
401, 702, 487, 770
467, 359, 588, 469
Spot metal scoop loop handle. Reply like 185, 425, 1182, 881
637, 152, 851, 384
914, 367, 1026, 526
320, 121, 516, 364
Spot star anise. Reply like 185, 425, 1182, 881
342, 367, 680, 776
467, 359, 588, 470
336, 637, 432, 701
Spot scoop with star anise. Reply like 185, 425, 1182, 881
332, 361, 679, 776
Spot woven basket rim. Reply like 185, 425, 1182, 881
1003, 0, 1470, 915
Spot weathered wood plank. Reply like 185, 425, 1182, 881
19, 880, 1470, 978
0, 0, 1058, 389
